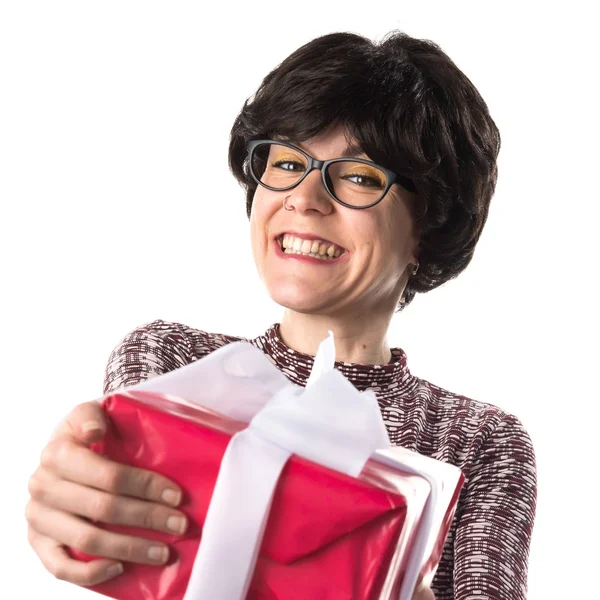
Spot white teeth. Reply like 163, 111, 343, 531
283, 248, 331, 260
280, 234, 345, 259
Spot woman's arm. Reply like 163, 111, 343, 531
453, 414, 537, 599
103, 320, 195, 394
26, 321, 196, 586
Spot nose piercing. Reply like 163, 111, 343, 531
283, 195, 294, 211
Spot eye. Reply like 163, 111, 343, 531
272, 159, 306, 172
342, 172, 386, 189
336, 162, 387, 189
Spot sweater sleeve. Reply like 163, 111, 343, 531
102, 320, 195, 395
453, 414, 537, 599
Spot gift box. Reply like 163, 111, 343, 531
69, 333, 464, 599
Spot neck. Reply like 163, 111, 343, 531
279, 309, 394, 365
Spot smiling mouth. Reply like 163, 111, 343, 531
277, 234, 346, 260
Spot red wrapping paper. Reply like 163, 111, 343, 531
68, 391, 420, 599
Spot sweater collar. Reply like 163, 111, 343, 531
252, 323, 414, 392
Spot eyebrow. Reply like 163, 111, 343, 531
341, 142, 367, 159
293, 140, 368, 160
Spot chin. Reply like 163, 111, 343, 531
267, 285, 332, 314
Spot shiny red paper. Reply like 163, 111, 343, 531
69, 391, 420, 599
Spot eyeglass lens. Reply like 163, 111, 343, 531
250, 142, 389, 207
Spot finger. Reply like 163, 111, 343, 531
28, 526, 124, 587
51, 401, 108, 446
26, 500, 170, 565
29, 472, 188, 535
412, 582, 436, 600
40, 437, 182, 506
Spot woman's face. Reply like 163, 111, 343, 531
250, 126, 420, 318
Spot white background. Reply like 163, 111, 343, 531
1, 1, 598, 598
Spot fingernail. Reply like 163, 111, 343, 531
167, 515, 187, 534
148, 545, 169, 563
161, 488, 181, 507
105, 563, 123, 578
82, 420, 104, 433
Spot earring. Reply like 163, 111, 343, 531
411, 262, 419, 276
283, 195, 294, 211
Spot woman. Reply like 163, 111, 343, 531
25, 31, 537, 599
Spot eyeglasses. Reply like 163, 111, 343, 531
246, 139, 416, 210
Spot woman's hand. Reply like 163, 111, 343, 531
25, 400, 189, 587
413, 585, 435, 599
412, 575, 436, 599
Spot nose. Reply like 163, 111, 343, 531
286, 168, 334, 214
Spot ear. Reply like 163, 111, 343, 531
409, 238, 422, 271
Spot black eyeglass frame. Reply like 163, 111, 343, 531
246, 139, 416, 210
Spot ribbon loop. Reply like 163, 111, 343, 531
250, 369, 389, 477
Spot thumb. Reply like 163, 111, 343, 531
52, 400, 108, 446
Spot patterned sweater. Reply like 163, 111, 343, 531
103, 319, 537, 600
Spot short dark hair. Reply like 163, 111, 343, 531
228, 31, 500, 310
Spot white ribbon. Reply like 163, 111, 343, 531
177, 331, 389, 599
183, 428, 291, 599
130, 340, 292, 422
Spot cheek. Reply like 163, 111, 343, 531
249, 204, 263, 264
250, 188, 273, 225
352, 215, 395, 263
249, 190, 275, 267
380, 202, 417, 258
